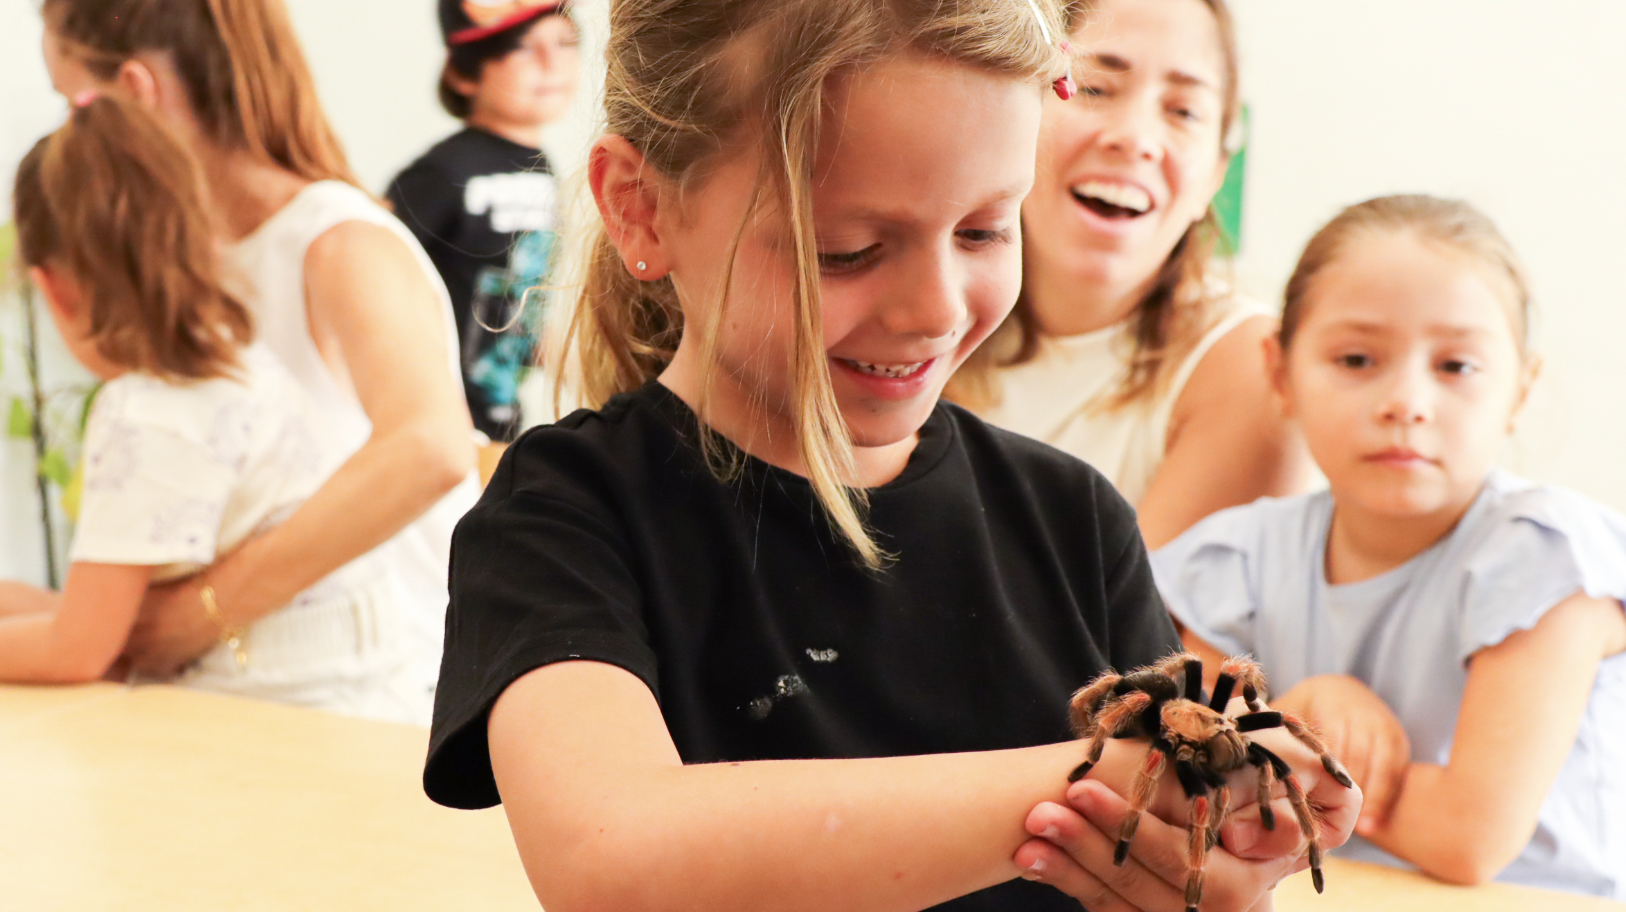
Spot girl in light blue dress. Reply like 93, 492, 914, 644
1155, 195, 1626, 898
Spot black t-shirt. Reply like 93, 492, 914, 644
426, 382, 1179, 911
386, 127, 558, 440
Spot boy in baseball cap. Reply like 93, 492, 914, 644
387, 0, 578, 441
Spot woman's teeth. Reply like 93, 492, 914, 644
844, 359, 928, 379
1070, 180, 1152, 216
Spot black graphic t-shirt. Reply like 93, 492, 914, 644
425, 382, 1181, 911
387, 127, 558, 441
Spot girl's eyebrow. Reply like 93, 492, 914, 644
828, 185, 1031, 227
1321, 318, 1498, 340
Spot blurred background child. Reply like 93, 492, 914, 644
949, 0, 1313, 549
0, 97, 437, 724
388, 0, 580, 442
1157, 195, 1626, 897
38, 0, 478, 681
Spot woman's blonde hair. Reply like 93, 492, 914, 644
949, 0, 1243, 411
1280, 194, 1532, 353
561, 0, 1069, 568
14, 96, 253, 381
43, 0, 360, 187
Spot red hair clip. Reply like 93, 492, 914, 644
1053, 41, 1076, 100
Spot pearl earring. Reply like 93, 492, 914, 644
636, 261, 647, 272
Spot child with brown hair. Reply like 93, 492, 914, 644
1157, 195, 1626, 896
38, 0, 478, 681
0, 96, 438, 723
423, 1, 1359, 909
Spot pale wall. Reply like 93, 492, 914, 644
3, 0, 1623, 584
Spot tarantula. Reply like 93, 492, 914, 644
1066, 653, 1354, 911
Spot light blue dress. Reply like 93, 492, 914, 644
1152, 470, 1626, 898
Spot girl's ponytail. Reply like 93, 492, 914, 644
44, 0, 359, 187
13, 96, 254, 381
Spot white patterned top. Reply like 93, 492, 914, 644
70, 344, 332, 582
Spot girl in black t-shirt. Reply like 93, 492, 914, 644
426, 2, 1360, 910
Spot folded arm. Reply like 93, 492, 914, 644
1363, 591, 1626, 885
0, 563, 151, 683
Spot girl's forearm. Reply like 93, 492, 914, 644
206, 423, 471, 623
1364, 763, 1526, 885
508, 741, 1104, 912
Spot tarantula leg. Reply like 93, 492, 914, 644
1213, 656, 1268, 710
1182, 657, 1204, 702
1115, 745, 1167, 866
1068, 672, 1124, 737
1069, 691, 1150, 782
1279, 712, 1357, 789
1206, 784, 1231, 851
1184, 792, 1212, 912
1247, 743, 1284, 831
1235, 710, 1283, 733
1282, 773, 1328, 894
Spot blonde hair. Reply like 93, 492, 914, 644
14, 96, 253, 381
561, 0, 1069, 568
1280, 194, 1532, 353
43, 0, 360, 187
949, 0, 1243, 411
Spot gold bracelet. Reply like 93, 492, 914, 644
199, 584, 249, 670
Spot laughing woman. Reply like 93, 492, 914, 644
949, 0, 1312, 548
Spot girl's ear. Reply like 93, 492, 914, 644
29, 265, 76, 324
1510, 353, 1544, 431
113, 57, 161, 108
1262, 332, 1293, 418
589, 135, 669, 280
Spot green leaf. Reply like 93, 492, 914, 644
40, 449, 71, 488
6, 397, 31, 439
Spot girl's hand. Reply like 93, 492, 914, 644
122, 576, 216, 677
1016, 729, 1361, 911
1274, 674, 1410, 832
1015, 781, 1303, 912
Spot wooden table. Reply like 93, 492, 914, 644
1, 683, 1618, 911
0, 683, 536, 911
1278, 853, 1623, 910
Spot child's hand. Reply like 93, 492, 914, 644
1015, 730, 1361, 910
122, 576, 218, 677
1274, 674, 1410, 833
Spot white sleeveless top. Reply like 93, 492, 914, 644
229, 180, 481, 640
978, 293, 1272, 505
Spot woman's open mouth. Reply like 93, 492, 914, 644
1070, 180, 1153, 220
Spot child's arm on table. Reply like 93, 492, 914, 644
1361, 591, 1626, 885
490, 659, 1303, 912
0, 563, 151, 683
1272, 676, 1409, 832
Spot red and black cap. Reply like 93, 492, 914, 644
440, 0, 568, 46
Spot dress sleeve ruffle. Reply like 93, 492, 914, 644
1151, 505, 1267, 658
1459, 486, 1626, 664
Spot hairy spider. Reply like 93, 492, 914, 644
1066, 653, 1354, 911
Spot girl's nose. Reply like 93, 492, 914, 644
1378, 364, 1434, 425
883, 253, 966, 341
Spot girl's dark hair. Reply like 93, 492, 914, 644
43, 0, 360, 188
1280, 194, 1532, 352
438, 11, 574, 120
13, 97, 254, 381
949, 0, 1243, 411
